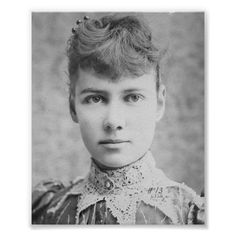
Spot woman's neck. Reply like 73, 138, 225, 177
91, 152, 148, 171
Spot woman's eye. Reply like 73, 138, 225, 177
125, 94, 144, 103
85, 95, 104, 104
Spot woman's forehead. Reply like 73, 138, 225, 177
76, 69, 157, 93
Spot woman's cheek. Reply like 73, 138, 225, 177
133, 112, 156, 140
134, 108, 156, 128
80, 113, 102, 140
78, 108, 98, 127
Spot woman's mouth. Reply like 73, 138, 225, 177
99, 139, 130, 149
99, 139, 129, 144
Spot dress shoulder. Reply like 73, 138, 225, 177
162, 181, 205, 224
32, 179, 66, 222
32, 177, 85, 224
148, 169, 205, 224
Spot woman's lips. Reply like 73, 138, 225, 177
99, 139, 130, 149
99, 139, 129, 144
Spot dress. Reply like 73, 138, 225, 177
32, 151, 205, 225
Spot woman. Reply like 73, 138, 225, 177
32, 14, 204, 225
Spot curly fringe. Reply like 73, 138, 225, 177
67, 15, 161, 90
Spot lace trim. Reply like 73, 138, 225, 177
47, 152, 200, 224
73, 151, 179, 224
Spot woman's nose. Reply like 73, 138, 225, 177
103, 103, 126, 132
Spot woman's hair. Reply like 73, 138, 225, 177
66, 14, 162, 122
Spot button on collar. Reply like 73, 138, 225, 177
104, 179, 114, 190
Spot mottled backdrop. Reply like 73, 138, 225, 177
32, 12, 204, 194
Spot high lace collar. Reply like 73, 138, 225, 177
88, 151, 158, 195
48, 151, 184, 224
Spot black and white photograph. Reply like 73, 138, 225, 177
32, 12, 205, 225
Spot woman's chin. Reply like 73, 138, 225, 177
92, 152, 143, 169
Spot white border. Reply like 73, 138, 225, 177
1, 0, 236, 235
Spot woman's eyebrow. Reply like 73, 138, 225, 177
80, 88, 108, 95
123, 88, 146, 93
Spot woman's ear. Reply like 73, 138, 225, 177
69, 93, 79, 123
156, 84, 166, 122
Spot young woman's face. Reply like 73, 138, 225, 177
75, 69, 165, 168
